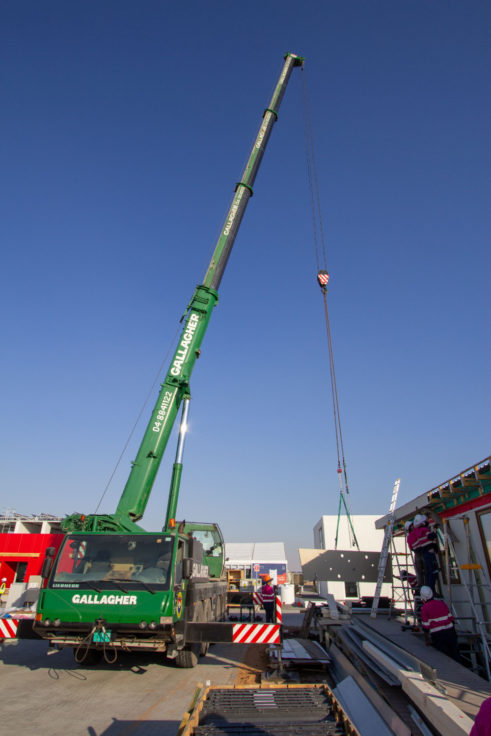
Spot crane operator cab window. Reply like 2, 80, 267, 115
50, 534, 174, 591
191, 529, 223, 557
136, 547, 172, 584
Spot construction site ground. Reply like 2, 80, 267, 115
2, 607, 489, 734
1, 637, 262, 735
0, 608, 305, 736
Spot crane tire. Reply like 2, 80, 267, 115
175, 645, 199, 668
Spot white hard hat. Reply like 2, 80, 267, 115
420, 586, 433, 601
414, 514, 427, 527
404, 520, 413, 532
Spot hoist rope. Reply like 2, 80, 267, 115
302, 70, 327, 273
94, 324, 182, 514
301, 66, 359, 550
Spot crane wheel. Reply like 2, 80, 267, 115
175, 645, 199, 668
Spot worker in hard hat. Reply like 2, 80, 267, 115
260, 575, 275, 623
406, 519, 425, 587
413, 514, 439, 592
420, 586, 460, 662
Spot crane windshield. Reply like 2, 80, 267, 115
50, 534, 174, 590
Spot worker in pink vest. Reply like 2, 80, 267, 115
420, 586, 461, 662
400, 569, 419, 595
399, 569, 422, 622
261, 575, 275, 623
414, 514, 439, 592
470, 697, 491, 736
406, 519, 425, 586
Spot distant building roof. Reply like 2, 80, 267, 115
0, 511, 62, 521
0, 512, 63, 535
225, 542, 287, 564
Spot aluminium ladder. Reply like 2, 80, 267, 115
370, 478, 401, 618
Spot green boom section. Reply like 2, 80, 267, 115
62, 284, 218, 533
203, 52, 304, 292
62, 52, 304, 534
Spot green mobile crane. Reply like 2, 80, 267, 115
34, 53, 304, 667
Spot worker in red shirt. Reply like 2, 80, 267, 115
400, 569, 419, 595
420, 586, 461, 662
261, 575, 276, 623
414, 514, 439, 592
470, 697, 491, 736
399, 569, 422, 622
406, 519, 424, 586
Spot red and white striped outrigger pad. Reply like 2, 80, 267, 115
0, 618, 19, 640
232, 623, 280, 644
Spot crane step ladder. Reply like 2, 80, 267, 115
370, 479, 400, 619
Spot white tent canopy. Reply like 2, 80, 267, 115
225, 542, 287, 567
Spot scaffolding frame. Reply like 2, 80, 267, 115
386, 514, 491, 679
441, 516, 491, 679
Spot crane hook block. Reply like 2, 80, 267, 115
317, 270, 329, 291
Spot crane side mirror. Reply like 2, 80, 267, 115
182, 558, 192, 579
41, 547, 56, 579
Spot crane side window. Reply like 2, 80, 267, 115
192, 529, 223, 557
174, 540, 185, 584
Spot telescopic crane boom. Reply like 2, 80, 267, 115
63, 52, 304, 534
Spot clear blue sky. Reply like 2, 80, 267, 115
2, 2, 490, 569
